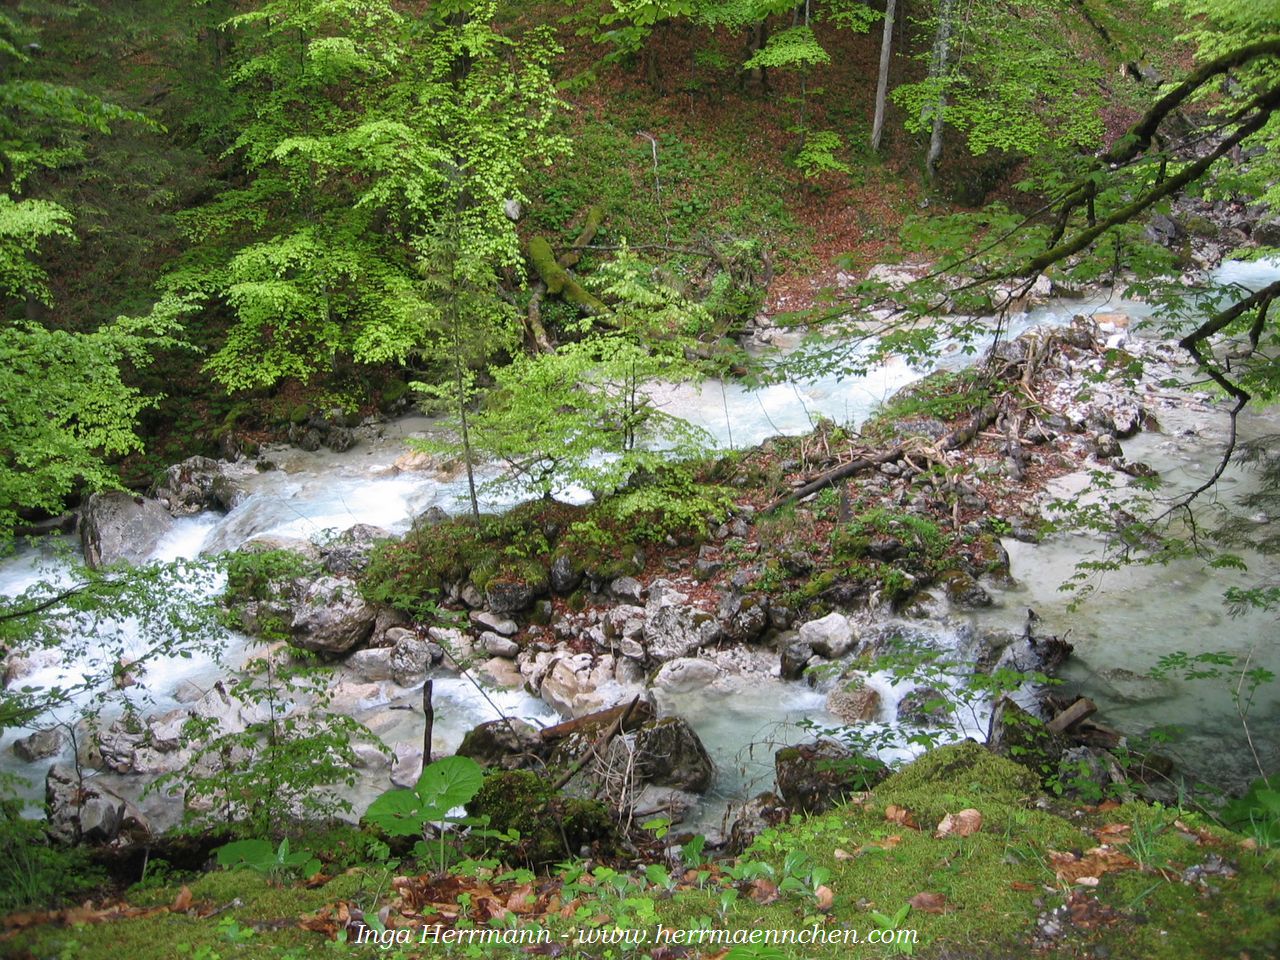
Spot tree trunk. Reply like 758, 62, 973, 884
925, 0, 956, 181
871, 0, 898, 151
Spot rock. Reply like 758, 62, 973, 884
601, 604, 646, 641
3, 649, 60, 687
779, 637, 813, 680
80, 491, 173, 569
631, 785, 700, 824
172, 680, 206, 703
457, 718, 548, 770
540, 654, 602, 717
653, 657, 720, 693
481, 632, 520, 658
897, 687, 951, 725
325, 426, 356, 452
390, 744, 423, 788
45, 764, 126, 843
693, 558, 723, 579
471, 611, 518, 636
390, 634, 441, 686
1091, 433, 1123, 460
940, 570, 992, 609
826, 684, 881, 723
460, 583, 484, 608
549, 553, 583, 594
774, 740, 888, 814
607, 717, 715, 793
1145, 212, 1182, 246
12, 728, 63, 762
610, 576, 645, 603
290, 576, 377, 654
151, 456, 228, 515
718, 594, 769, 643
726, 792, 791, 854
321, 524, 391, 576
346, 647, 395, 682
477, 657, 524, 688
797, 612, 856, 659
485, 577, 543, 613
986, 696, 1066, 774
643, 579, 721, 661
369, 607, 410, 647
503, 198, 523, 222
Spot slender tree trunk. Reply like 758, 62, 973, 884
871, 0, 898, 151
925, 0, 956, 181
450, 312, 480, 522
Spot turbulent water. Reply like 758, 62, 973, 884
2, 262, 1278, 825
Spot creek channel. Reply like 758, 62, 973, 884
2, 263, 1278, 834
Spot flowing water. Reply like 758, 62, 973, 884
2, 265, 1278, 827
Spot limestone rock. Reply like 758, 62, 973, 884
346, 647, 395, 682
605, 716, 715, 793
457, 718, 547, 770
12, 728, 63, 762
321, 524, 392, 576
290, 576, 377, 654
80, 491, 173, 569
797, 612, 856, 659
46, 764, 126, 843
480, 631, 520, 658
643, 579, 720, 661
471, 611, 518, 636
653, 657, 720, 693
826, 684, 881, 723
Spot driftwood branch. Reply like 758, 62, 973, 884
550, 695, 643, 792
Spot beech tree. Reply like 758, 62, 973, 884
152, 0, 565, 392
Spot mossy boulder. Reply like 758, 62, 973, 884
877, 739, 1042, 803
466, 771, 618, 867
774, 740, 888, 814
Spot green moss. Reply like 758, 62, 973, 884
468, 771, 618, 868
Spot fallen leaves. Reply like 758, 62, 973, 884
1049, 846, 1138, 885
0, 892, 215, 939
885, 804, 920, 830
747, 878, 780, 904
935, 809, 983, 839
908, 891, 948, 914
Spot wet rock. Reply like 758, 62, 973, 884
390, 744, 423, 788
325, 426, 356, 453
477, 657, 524, 688
457, 718, 548, 770
826, 684, 881, 723
653, 657, 720, 693
471, 611, 518, 636
940, 570, 992, 609
389, 633, 441, 686
896, 687, 951, 725
290, 576, 377, 654
768, 603, 793, 631
4, 649, 60, 687
607, 717, 715, 793
797, 611, 856, 658
369, 607, 410, 647
321, 524, 392, 576
151, 456, 228, 516
80, 491, 173, 569
46, 764, 127, 843
1091, 433, 1123, 460
779, 637, 813, 680
631, 785, 700, 824
346, 647, 395, 682
481, 632, 520, 658
12, 728, 63, 762
643, 579, 721, 661
774, 740, 888, 814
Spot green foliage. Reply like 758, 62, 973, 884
0, 800, 105, 912
742, 26, 830, 71
213, 837, 321, 884
157, 0, 566, 391
792, 130, 852, 179
364, 755, 486, 839
1221, 777, 1280, 847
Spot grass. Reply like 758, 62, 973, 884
7, 743, 1278, 959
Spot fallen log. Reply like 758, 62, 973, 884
540, 699, 655, 742
550, 695, 644, 792
1046, 697, 1097, 734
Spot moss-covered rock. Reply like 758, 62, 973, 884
467, 771, 618, 868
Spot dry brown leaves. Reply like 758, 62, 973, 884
908, 891, 949, 914
884, 804, 920, 830
935, 809, 983, 839
1049, 846, 1138, 885
0, 886, 210, 939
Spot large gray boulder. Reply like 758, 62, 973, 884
797, 611, 857, 659
643, 579, 721, 661
12, 728, 63, 762
45, 764, 144, 844
80, 491, 173, 568
653, 657, 720, 693
321, 524, 392, 576
608, 717, 715, 793
457, 718, 548, 770
290, 576, 377, 654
